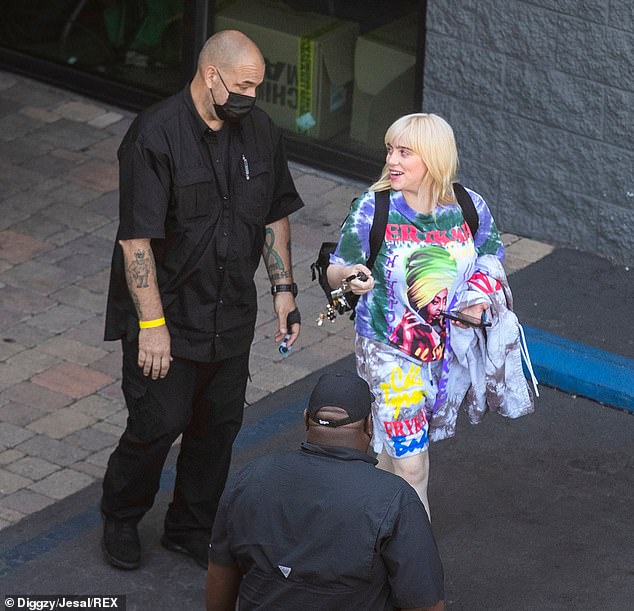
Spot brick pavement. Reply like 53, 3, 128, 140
0, 70, 554, 530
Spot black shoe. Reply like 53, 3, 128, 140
161, 533, 208, 569
102, 516, 141, 570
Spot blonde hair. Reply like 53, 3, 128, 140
370, 113, 459, 208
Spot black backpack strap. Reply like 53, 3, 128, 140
344, 189, 390, 320
453, 182, 479, 238
310, 190, 389, 302
367, 189, 390, 270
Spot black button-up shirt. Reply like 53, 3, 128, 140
210, 443, 444, 610
104, 87, 303, 361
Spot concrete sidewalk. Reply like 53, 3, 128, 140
0, 69, 629, 534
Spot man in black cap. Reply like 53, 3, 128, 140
206, 371, 445, 611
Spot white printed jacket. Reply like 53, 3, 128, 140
429, 255, 537, 442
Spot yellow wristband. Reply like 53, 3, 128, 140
139, 317, 166, 329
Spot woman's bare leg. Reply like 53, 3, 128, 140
376, 450, 395, 474
377, 450, 431, 519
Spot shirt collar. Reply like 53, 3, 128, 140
300, 442, 378, 465
182, 84, 215, 141
391, 188, 435, 221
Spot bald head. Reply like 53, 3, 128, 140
198, 30, 264, 73
191, 29, 265, 125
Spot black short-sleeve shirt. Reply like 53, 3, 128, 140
104, 86, 303, 361
209, 443, 445, 610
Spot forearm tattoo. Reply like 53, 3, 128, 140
264, 228, 290, 281
127, 249, 151, 288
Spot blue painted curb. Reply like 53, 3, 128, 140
523, 325, 634, 412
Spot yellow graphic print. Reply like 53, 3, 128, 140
446, 239, 476, 262
380, 364, 427, 419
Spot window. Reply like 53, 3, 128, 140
0, 0, 424, 180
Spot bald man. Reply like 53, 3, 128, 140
206, 372, 445, 611
101, 30, 304, 570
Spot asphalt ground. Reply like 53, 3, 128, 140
511, 248, 634, 411
1, 350, 632, 611
510, 248, 633, 360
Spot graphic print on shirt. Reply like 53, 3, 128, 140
332, 190, 504, 368
389, 245, 458, 362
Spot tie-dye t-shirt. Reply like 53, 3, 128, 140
330, 189, 504, 363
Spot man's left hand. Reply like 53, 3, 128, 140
273, 292, 300, 348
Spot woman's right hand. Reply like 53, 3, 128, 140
326, 263, 375, 295
347, 264, 375, 295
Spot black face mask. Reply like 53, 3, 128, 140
210, 70, 256, 122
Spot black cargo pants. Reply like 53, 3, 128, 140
101, 339, 250, 540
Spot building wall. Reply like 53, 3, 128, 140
423, 0, 634, 264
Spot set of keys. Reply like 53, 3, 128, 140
316, 271, 368, 326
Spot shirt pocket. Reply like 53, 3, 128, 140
173, 167, 218, 221
236, 158, 271, 222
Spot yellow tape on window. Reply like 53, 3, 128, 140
297, 20, 343, 134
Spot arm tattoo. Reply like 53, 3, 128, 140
263, 228, 288, 279
127, 249, 151, 289
270, 239, 292, 281
122, 246, 159, 320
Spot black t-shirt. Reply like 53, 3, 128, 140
104, 86, 303, 361
210, 443, 445, 610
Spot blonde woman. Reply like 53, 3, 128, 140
327, 113, 505, 516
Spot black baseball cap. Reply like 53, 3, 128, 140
307, 372, 375, 427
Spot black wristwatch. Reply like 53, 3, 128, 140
271, 283, 298, 297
